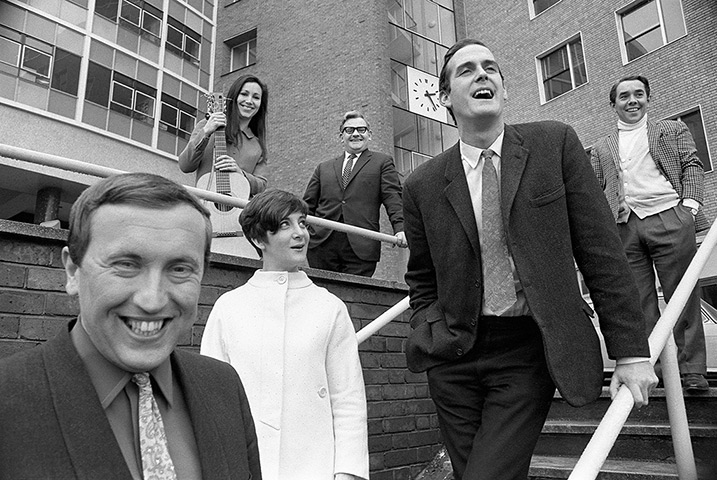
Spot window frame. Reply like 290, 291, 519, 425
225, 29, 257, 72
665, 106, 712, 173
528, 0, 562, 18
536, 33, 588, 104
615, 0, 687, 64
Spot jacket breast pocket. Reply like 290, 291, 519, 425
529, 184, 566, 207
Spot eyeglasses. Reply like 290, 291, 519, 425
341, 126, 369, 135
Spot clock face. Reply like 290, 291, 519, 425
406, 66, 448, 123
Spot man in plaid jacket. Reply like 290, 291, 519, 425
591, 75, 709, 392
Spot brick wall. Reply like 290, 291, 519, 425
0, 220, 441, 479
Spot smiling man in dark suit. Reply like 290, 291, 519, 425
303, 111, 407, 277
402, 39, 657, 480
0, 173, 261, 480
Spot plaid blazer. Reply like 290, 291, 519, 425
590, 119, 708, 232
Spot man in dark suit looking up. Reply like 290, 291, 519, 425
0, 173, 261, 480
303, 110, 407, 277
402, 39, 657, 480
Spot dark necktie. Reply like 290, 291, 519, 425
342, 154, 357, 188
481, 149, 517, 314
132, 373, 177, 480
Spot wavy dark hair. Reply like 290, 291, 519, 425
225, 75, 269, 161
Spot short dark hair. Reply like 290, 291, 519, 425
609, 75, 650, 105
438, 39, 503, 122
67, 173, 212, 266
239, 189, 309, 257
339, 110, 370, 132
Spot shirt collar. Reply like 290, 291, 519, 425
240, 124, 255, 139
71, 317, 174, 409
345, 150, 364, 161
459, 130, 505, 169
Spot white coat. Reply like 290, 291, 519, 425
200, 270, 369, 480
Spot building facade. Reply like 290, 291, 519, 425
1, 0, 715, 283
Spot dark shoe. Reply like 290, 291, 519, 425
682, 373, 709, 392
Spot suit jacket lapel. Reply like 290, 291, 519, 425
333, 154, 345, 187
173, 352, 233, 479
443, 143, 481, 257
43, 323, 132, 479
346, 150, 371, 187
500, 125, 529, 224
606, 129, 621, 172
646, 120, 665, 174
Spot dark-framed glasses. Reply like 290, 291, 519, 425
342, 126, 369, 135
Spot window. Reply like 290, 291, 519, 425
51, 49, 81, 96
119, 0, 162, 38
166, 17, 201, 62
618, 0, 686, 63
85, 61, 112, 107
530, 0, 561, 17
538, 35, 587, 102
95, 0, 120, 21
225, 29, 257, 71
388, 0, 455, 47
160, 94, 196, 138
668, 108, 712, 172
110, 72, 156, 122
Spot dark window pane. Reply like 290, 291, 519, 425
86, 61, 111, 106
166, 25, 183, 49
112, 81, 133, 108
185, 36, 200, 59
626, 27, 662, 61
95, 0, 119, 20
134, 90, 154, 117
542, 47, 568, 79
120, 1, 140, 25
534, 0, 559, 15
143, 11, 161, 36
680, 110, 712, 172
161, 102, 177, 126
569, 40, 587, 87
544, 70, 572, 100
51, 48, 81, 95
22, 46, 51, 77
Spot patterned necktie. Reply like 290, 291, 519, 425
132, 373, 177, 480
342, 154, 357, 188
481, 149, 517, 314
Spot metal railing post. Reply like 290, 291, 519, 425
660, 333, 698, 480
356, 296, 410, 345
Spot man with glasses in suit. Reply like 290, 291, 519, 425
303, 110, 407, 277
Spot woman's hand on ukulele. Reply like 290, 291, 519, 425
203, 112, 226, 137
214, 155, 239, 172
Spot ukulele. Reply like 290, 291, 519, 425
195, 93, 251, 237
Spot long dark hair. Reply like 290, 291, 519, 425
225, 74, 269, 161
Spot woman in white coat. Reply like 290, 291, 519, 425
200, 189, 369, 480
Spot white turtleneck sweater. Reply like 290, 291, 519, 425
615, 115, 680, 222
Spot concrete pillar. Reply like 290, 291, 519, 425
34, 187, 61, 226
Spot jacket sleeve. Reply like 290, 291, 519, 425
674, 120, 704, 205
178, 118, 211, 173
326, 303, 369, 480
303, 165, 322, 215
379, 155, 405, 233
402, 178, 439, 327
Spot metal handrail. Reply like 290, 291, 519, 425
568, 219, 717, 480
0, 143, 400, 245
0, 142, 410, 341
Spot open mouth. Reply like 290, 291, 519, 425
473, 89, 494, 99
291, 244, 305, 251
125, 318, 166, 337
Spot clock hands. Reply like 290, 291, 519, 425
423, 90, 439, 111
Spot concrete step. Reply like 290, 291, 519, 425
528, 455, 716, 480
547, 387, 717, 425
535, 420, 717, 462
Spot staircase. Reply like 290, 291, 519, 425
415, 378, 717, 480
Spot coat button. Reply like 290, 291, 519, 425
470, 318, 477, 327
277, 275, 287, 284
456, 348, 464, 356
318, 387, 328, 398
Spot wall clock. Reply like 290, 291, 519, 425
406, 66, 448, 123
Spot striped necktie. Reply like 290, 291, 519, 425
342, 154, 357, 188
